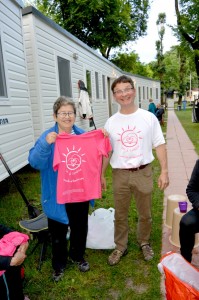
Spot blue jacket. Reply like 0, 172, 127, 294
28, 123, 86, 224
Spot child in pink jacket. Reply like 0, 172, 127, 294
0, 224, 29, 300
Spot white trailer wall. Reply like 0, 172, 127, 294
22, 6, 122, 141
0, 0, 34, 181
22, 6, 160, 142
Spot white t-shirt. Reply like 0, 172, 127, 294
104, 108, 165, 169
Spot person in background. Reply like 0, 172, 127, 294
182, 99, 187, 110
101, 75, 169, 266
28, 97, 91, 282
78, 80, 96, 129
179, 159, 199, 263
78, 80, 92, 119
148, 98, 157, 115
155, 103, 165, 125
0, 224, 29, 300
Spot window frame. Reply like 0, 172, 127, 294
95, 71, 99, 99
86, 69, 92, 98
143, 86, 145, 100
138, 86, 141, 108
102, 74, 106, 100
0, 31, 9, 104
156, 88, 159, 99
57, 56, 72, 98
150, 87, 152, 98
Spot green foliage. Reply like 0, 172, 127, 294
174, 0, 199, 79
150, 44, 198, 99
178, 0, 199, 39
110, 51, 154, 77
175, 107, 199, 154
155, 13, 166, 102
34, 0, 150, 58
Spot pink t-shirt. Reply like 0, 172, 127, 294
53, 129, 112, 203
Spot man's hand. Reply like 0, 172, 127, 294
158, 172, 169, 190
100, 128, 109, 137
101, 175, 107, 191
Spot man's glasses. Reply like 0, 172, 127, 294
57, 112, 75, 118
113, 87, 133, 96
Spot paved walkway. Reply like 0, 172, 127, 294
161, 109, 199, 298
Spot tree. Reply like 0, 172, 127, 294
34, 0, 150, 59
175, 0, 199, 95
159, 47, 179, 93
160, 45, 197, 102
176, 44, 188, 103
155, 13, 166, 103
110, 51, 153, 77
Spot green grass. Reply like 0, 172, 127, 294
0, 134, 167, 299
175, 107, 199, 155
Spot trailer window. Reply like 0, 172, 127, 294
138, 86, 141, 108
102, 75, 106, 99
156, 88, 159, 99
86, 70, 92, 97
143, 86, 145, 100
57, 56, 72, 97
95, 72, 99, 99
0, 37, 7, 97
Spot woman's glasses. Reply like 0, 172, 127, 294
113, 87, 133, 96
57, 112, 75, 118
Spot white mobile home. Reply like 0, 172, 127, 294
0, 0, 34, 181
0, 2, 160, 182
22, 6, 123, 141
22, 6, 160, 142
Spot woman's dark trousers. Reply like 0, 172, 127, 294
0, 266, 24, 300
179, 208, 199, 262
48, 218, 68, 272
66, 201, 89, 262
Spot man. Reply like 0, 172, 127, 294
101, 75, 169, 265
155, 103, 165, 125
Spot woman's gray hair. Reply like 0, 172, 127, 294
53, 96, 76, 115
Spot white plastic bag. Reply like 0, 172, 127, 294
86, 208, 116, 249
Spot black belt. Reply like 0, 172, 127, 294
122, 164, 149, 172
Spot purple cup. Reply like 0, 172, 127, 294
178, 201, 188, 213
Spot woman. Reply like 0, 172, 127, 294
78, 80, 93, 120
0, 224, 29, 300
148, 98, 157, 115
28, 96, 93, 281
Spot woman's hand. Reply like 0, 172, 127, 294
46, 132, 57, 144
10, 251, 27, 266
18, 242, 29, 254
